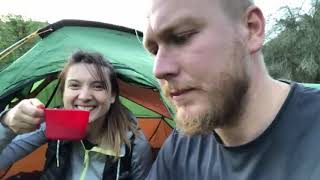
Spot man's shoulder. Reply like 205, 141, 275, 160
295, 83, 320, 96
290, 83, 320, 109
147, 130, 219, 180
162, 129, 218, 156
280, 82, 320, 130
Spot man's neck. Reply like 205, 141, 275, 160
215, 76, 291, 147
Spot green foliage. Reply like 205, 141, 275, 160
0, 14, 48, 71
263, 0, 320, 83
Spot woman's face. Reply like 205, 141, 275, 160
63, 63, 115, 123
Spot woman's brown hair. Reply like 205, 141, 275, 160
59, 50, 139, 155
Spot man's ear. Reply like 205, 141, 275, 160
244, 5, 265, 54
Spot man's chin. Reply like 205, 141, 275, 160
175, 107, 214, 136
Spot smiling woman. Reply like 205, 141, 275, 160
0, 51, 153, 180
60, 52, 116, 125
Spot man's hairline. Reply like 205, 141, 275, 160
143, 0, 255, 46
220, 0, 255, 21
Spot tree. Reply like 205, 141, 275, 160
263, 0, 320, 83
0, 14, 48, 71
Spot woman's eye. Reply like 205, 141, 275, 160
68, 83, 79, 89
93, 84, 105, 90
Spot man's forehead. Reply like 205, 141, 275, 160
144, 15, 198, 46
147, 0, 208, 32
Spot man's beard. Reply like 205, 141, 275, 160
174, 73, 249, 135
162, 46, 250, 135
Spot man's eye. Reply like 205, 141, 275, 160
150, 47, 158, 56
171, 31, 197, 45
147, 44, 158, 56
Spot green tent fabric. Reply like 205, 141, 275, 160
1, 20, 156, 100
302, 83, 320, 88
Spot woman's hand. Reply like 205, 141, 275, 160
3, 98, 45, 134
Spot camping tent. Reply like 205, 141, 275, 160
0, 19, 174, 179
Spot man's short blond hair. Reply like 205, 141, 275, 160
220, 0, 254, 21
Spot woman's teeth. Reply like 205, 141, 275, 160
76, 106, 94, 111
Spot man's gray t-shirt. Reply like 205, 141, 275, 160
147, 83, 320, 180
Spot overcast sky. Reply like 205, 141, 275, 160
0, 0, 311, 31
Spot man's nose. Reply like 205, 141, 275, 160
153, 47, 179, 80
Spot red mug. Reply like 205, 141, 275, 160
44, 109, 90, 140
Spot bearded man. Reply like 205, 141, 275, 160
143, 0, 320, 179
